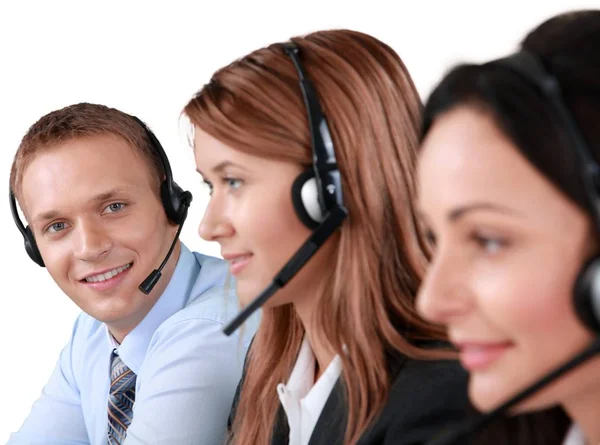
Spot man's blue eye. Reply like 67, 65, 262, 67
105, 203, 126, 213
48, 222, 66, 233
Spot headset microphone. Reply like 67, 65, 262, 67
222, 41, 348, 336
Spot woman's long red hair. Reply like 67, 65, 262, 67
184, 29, 449, 445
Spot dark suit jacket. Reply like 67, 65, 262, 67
228, 344, 471, 445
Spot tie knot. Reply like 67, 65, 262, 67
110, 352, 136, 394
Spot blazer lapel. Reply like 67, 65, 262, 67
307, 378, 347, 445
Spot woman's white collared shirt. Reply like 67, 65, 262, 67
277, 336, 343, 445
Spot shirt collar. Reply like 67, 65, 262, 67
279, 335, 343, 400
105, 243, 199, 373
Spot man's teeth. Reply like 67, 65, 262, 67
231, 255, 250, 264
85, 263, 131, 283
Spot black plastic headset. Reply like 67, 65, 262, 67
284, 41, 345, 229
222, 41, 349, 335
9, 115, 192, 268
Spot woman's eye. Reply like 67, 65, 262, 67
225, 178, 243, 190
472, 234, 507, 254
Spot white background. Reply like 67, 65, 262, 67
0, 0, 596, 440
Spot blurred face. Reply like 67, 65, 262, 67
194, 128, 332, 309
21, 134, 178, 340
417, 105, 599, 413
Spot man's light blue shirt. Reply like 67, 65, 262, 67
8, 243, 258, 445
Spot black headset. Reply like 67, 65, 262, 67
223, 41, 349, 335
283, 42, 345, 229
9, 115, 192, 271
491, 51, 600, 333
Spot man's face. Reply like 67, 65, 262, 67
21, 134, 177, 337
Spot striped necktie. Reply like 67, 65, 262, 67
107, 350, 136, 444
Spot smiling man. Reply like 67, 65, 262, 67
7, 103, 257, 445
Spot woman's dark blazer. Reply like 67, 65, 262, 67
227, 342, 470, 445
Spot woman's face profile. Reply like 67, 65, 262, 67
194, 128, 334, 309
416, 104, 599, 413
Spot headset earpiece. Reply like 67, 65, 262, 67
160, 180, 192, 226
291, 170, 323, 229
